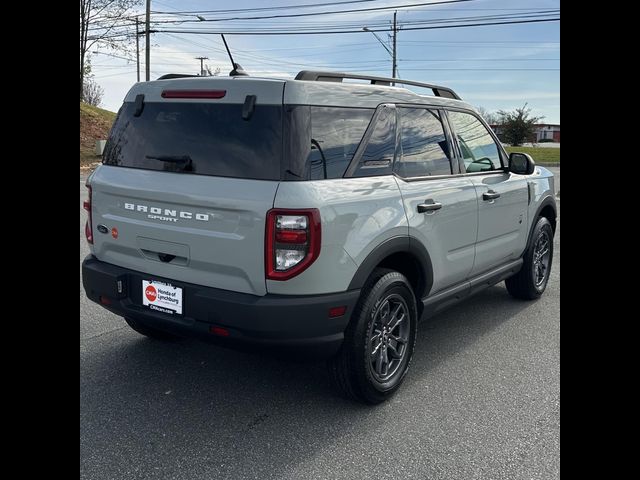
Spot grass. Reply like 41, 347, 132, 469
80, 102, 116, 167
505, 146, 560, 165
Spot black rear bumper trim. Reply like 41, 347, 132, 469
82, 255, 359, 358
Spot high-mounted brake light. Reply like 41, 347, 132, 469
84, 184, 93, 244
265, 209, 321, 281
161, 90, 226, 99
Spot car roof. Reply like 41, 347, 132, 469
126, 74, 476, 111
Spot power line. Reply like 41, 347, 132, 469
153, 17, 560, 36
150, 0, 477, 23
92, 50, 135, 62
145, 8, 554, 30
382, 68, 560, 71
150, 40, 558, 54
398, 40, 559, 43
152, 0, 379, 15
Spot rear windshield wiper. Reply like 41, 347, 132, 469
145, 155, 193, 171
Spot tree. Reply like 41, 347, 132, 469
476, 106, 499, 125
496, 103, 544, 146
83, 77, 105, 106
205, 65, 221, 77
80, 0, 140, 100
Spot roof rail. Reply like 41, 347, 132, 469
156, 74, 201, 80
294, 70, 461, 100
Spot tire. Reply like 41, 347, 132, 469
328, 268, 418, 404
505, 216, 554, 300
124, 316, 181, 341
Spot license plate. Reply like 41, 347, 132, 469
142, 280, 183, 315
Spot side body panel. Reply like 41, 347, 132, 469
526, 165, 557, 235
394, 176, 478, 295
469, 172, 529, 276
269, 176, 407, 295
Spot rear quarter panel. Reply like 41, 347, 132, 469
269, 176, 407, 295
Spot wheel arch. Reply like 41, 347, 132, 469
347, 236, 434, 303
527, 195, 557, 250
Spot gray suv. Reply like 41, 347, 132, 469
82, 70, 556, 404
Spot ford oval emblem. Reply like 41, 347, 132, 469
97, 224, 109, 234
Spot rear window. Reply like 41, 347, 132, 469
103, 102, 283, 180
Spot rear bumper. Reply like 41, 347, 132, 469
81, 255, 359, 358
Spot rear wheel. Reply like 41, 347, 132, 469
124, 316, 181, 341
506, 216, 554, 300
328, 269, 418, 404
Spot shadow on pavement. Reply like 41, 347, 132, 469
81, 284, 534, 479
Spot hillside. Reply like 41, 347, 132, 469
80, 102, 116, 168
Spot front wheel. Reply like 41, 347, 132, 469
506, 216, 554, 300
328, 269, 418, 404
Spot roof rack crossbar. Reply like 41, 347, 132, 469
294, 70, 460, 100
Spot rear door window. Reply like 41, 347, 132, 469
396, 107, 452, 177
103, 102, 283, 180
350, 105, 397, 177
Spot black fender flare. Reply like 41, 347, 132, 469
347, 236, 434, 300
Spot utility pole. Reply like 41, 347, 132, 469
392, 10, 397, 84
135, 17, 140, 82
145, 0, 150, 81
195, 56, 209, 76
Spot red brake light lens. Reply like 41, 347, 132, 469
265, 209, 321, 281
275, 230, 307, 244
84, 184, 93, 245
161, 90, 226, 99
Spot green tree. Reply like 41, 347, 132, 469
496, 103, 544, 146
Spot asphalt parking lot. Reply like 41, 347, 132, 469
80, 174, 559, 480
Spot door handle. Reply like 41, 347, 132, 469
417, 200, 442, 213
482, 190, 501, 201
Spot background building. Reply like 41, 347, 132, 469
489, 123, 560, 143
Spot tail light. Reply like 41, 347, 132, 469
265, 209, 321, 280
84, 184, 93, 244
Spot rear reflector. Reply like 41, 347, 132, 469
161, 90, 226, 99
209, 326, 230, 337
84, 184, 93, 245
329, 306, 347, 318
99, 296, 111, 305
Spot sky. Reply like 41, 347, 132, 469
89, 0, 560, 123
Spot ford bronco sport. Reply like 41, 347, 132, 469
82, 70, 557, 404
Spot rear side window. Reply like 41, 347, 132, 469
448, 110, 503, 172
307, 107, 372, 179
396, 107, 452, 177
103, 102, 282, 180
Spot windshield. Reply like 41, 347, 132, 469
103, 101, 283, 180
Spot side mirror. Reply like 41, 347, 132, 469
509, 152, 535, 175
